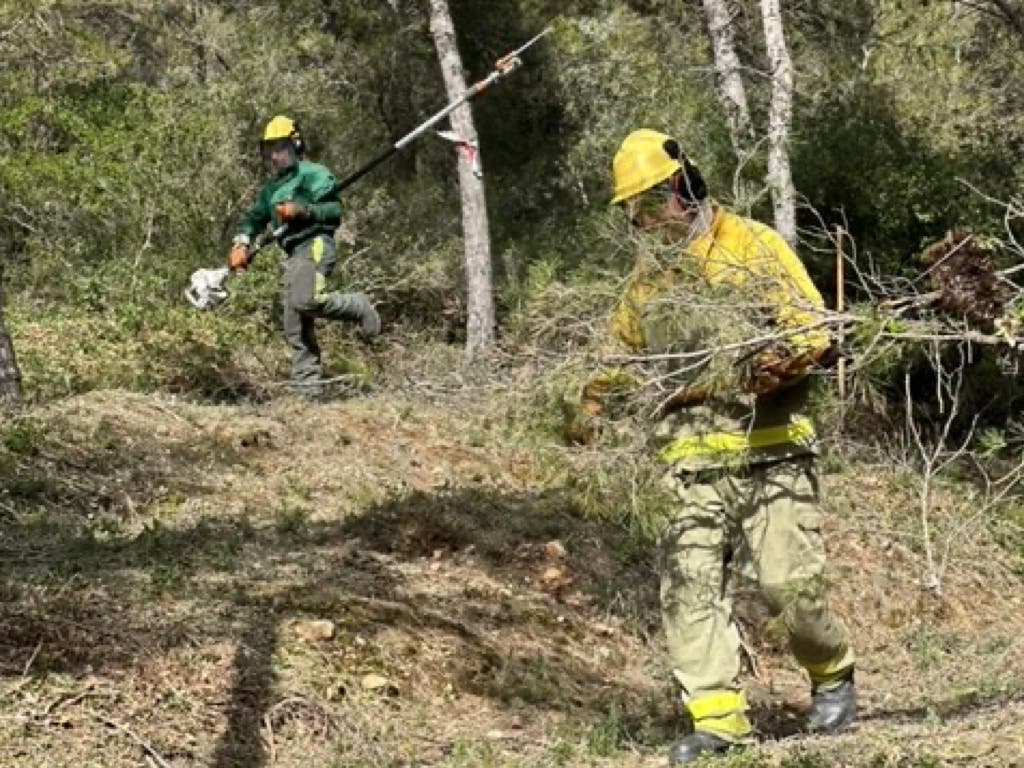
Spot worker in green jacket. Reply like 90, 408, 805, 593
229, 115, 380, 397
578, 129, 856, 765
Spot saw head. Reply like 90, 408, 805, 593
186, 267, 231, 311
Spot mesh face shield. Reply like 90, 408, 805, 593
261, 137, 298, 176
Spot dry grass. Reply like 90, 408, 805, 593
1, 373, 1023, 767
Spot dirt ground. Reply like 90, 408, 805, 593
1, 387, 1023, 767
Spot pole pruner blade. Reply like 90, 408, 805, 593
496, 27, 551, 77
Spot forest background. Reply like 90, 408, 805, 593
4, 0, 1024, 405
3, 2, 1024, 767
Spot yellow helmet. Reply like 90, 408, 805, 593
260, 115, 304, 175
611, 129, 684, 204
263, 115, 298, 142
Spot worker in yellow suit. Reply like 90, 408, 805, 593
585, 130, 856, 765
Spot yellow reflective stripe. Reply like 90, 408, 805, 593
658, 416, 815, 463
311, 236, 324, 265
803, 647, 855, 687
693, 713, 752, 740
687, 690, 749, 721
314, 273, 327, 302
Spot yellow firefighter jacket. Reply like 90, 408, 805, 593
591, 206, 830, 471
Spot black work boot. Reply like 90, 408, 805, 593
805, 676, 857, 733
668, 731, 734, 765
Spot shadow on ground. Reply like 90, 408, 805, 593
1, 418, 665, 768
4, 407, 1018, 766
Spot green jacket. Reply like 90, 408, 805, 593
236, 160, 343, 253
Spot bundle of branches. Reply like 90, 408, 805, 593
862, 228, 1024, 357
596, 238, 827, 419
544, 221, 1024, 446
918, 230, 1012, 332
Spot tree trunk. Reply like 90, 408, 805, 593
760, 0, 798, 246
428, 0, 495, 361
0, 264, 23, 408
701, 0, 755, 161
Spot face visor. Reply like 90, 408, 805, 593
261, 137, 298, 176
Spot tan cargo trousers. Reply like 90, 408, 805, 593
660, 457, 855, 740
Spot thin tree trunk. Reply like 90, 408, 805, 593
428, 0, 495, 361
760, 0, 798, 246
0, 264, 23, 407
701, 0, 755, 161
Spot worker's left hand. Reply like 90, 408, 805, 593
274, 201, 310, 222
747, 345, 816, 395
228, 243, 250, 272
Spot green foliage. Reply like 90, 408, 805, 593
911, 630, 964, 671
585, 702, 626, 756
6, 298, 279, 403
3, 0, 1024, 432
0, 415, 44, 456
779, 754, 834, 768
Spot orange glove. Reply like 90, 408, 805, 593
228, 243, 250, 272
274, 201, 310, 222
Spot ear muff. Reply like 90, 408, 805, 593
663, 139, 708, 203
291, 123, 306, 156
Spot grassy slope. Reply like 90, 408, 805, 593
1, 380, 1022, 768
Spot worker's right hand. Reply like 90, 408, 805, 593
228, 234, 251, 272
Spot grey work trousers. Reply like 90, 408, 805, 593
281, 235, 374, 390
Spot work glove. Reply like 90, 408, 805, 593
274, 201, 310, 223
744, 343, 834, 396
657, 382, 714, 414
228, 234, 250, 272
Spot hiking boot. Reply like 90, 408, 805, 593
668, 731, 734, 765
805, 676, 857, 733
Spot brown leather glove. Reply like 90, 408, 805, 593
746, 345, 826, 395
274, 201, 310, 222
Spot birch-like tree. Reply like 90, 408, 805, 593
702, 0, 755, 161
760, 0, 797, 246
701, 0, 798, 245
428, 0, 495, 360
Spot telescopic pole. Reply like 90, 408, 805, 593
251, 28, 552, 254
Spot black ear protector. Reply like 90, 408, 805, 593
291, 122, 306, 156
663, 139, 708, 203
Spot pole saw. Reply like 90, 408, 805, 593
187, 27, 552, 311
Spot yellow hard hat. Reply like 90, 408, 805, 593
262, 115, 298, 142
611, 129, 683, 204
